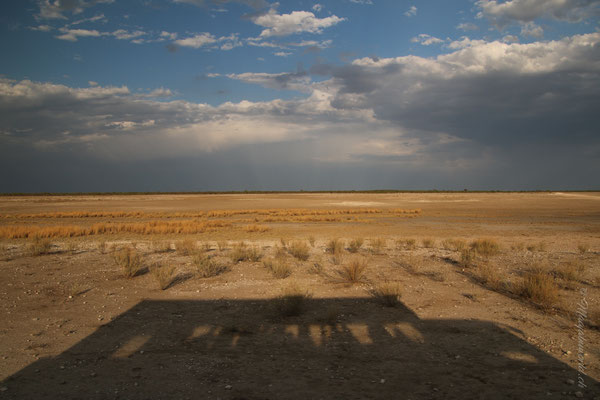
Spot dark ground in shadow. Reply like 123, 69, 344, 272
2, 298, 597, 399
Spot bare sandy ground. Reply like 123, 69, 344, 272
0, 192, 599, 399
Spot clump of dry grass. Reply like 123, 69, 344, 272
517, 268, 559, 308
151, 263, 176, 290
442, 238, 467, 252
263, 258, 292, 279
230, 242, 262, 263
288, 241, 310, 261
511, 242, 525, 252
470, 238, 500, 257
113, 247, 143, 278
193, 254, 229, 278
308, 260, 324, 275
245, 224, 270, 233
152, 240, 172, 253
217, 241, 228, 251
273, 283, 312, 317
370, 238, 386, 254
421, 238, 435, 248
28, 237, 52, 256
280, 238, 289, 248
553, 260, 584, 282
335, 257, 368, 284
98, 240, 107, 254
308, 236, 315, 247
348, 238, 363, 253
326, 238, 344, 255
397, 238, 416, 250
176, 239, 197, 256
476, 264, 502, 290
459, 248, 475, 268
577, 243, 589, 254
369, 281, 401, 307
527, 241, 547, 252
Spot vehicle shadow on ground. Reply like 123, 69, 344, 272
2, 298, 597, 399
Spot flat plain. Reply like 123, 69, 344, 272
0, 192, 599, 399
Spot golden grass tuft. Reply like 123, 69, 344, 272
150, 263, 176, 290
335, 257, 368, 284
308, 260, 324, 275
369, 238, 386, 254
470, 238, 500, 257
113, 247, 143, 278
176, 239, 197, 256
230, 242, 262, 263
217, 241, 228, 251
348, 238, 363, 253
263, 258, 292, 279
421, 238, 435, 248
193, 254, 229, 278
28, 237, 52, 256
397, 238, 416, 250
459, 248, 475, 268
273, 283, 312, 317
476, 264, 502, 290
326, 238, 344, 255
245, 224, 270, 233
517, 268, 559, 308
369, 281, 402, 307
577, 243, 589, 254
287, 241, 310, 261
308, 236, 315, 247
152, 240, 172, 253
553, 260, 584, 282
442, 238, 467, 252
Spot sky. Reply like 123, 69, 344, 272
0, 0, 599, 192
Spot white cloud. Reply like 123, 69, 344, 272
411, 34, 445, 46
520, 21, 543, 38
160, 31, 178, 40
69, 13, 106, 26
252, 8, 345, 37
476, 0, 600, 26
446, 36, 487, 49
112, 29, 146, 40
502, 35, 520, 43
175, 33, 241, 50
55, 28, 103, 41
274, 51, 292, 57
349, 0, 373, 4
30, 25, 54, 32
226, 71, 312, 91
312, 4, 323, 12
174, 33, 217, 48
404, 5, 417, 17
456, 22, 479, 31
35, 0, 114, 20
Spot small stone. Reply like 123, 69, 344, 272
0, 387, 7, 392
566, 379, 575, 385
575, 392, 583, 398
225, 385, 232, 390
380, 379, 385, 384
566, 351, 572, 355
90, 372, 97, 377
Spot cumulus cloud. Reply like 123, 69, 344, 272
456, 22, 479, 31
226, 70, 312, 91
36, 0, 114, 20
411, 34, 445, 46
251, 8, 345, 37
173, 0, 269, 9
520, 21, 544, 38
55, 27, 103, 41
323, 33, 600, 149
174, 32, 241, 49
404, 5, 417, 17
476, 0, 600, 26
312, 4, 323, 12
